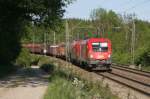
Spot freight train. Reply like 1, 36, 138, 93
23, 37, 112, 71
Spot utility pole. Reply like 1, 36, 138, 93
123, 13, 128, 41
131, 14, 136, 65
32, 21, 35, 54
43, 31, 47, 55
123, 13, 129, 52
52, 31, 56, 58
54, 31, 56, 45
65, 20, 69, 61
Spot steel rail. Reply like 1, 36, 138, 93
97, 72, 150, 96
110, 71, 150, 87
111, 65, 150, 77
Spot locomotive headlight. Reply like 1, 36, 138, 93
108, 54, 111, 58
90, 54, 93, 58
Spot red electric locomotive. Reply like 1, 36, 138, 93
70, 38, 112, 71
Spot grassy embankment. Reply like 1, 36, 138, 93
142, 66, 150, 71
38, 56, 119, 99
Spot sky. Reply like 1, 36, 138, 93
64, 0, 150, 21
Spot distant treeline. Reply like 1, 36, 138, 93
22, 8, 150, 67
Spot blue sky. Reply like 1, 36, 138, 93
64, 0, 150, 21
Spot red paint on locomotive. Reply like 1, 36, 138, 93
70, 38, 112, 70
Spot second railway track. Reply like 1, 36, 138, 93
112, 64, 150, 77
96, 65, 150, 96
111, 67, 150, 86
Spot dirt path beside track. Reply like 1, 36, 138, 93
0, 66, 49, 99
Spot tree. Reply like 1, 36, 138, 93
90, 8, 122, 37
0, 0, 73, 64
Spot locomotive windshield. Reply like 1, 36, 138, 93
92, 42, 108, 52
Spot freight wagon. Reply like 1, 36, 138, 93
22, 43, 43, 54
23, 37, 112, 71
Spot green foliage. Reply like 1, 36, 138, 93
141, 66, 150, 71
37, 56, 118, 99
21, 24, 62, 44
45, 76, 118, 99
30, 54, 41, 65
15, 49, 42, 67
90, 8, 122, 34
43, 62, 118, 99
112, 53, 131, 64
0, 3, 23, 64
89, 7, 150, 67
44, 76, 80, 99
21, 6, 150, 69
15, 48, 32, 67
38, 56, 52, 66
0, 0, 72, 65
135, 49, 150, 66
40, 64, 54, 73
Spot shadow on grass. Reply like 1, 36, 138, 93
40, 64, 54, 73
40, 63, 76, 83
0, 66, 49, 88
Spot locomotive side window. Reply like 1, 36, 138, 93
92, 42, 108, 52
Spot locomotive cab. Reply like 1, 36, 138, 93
70, 37, 112, 71
87, 38, 112, 70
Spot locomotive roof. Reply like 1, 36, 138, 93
88, 38, 111, 41
50, 45, 59, 47
75, 38, 111, 42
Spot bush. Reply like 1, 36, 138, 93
38, 56, 53, 66
112, 52, 131, 64
44, 64, 118, 99
40, 64, 54, 73
134, 46, 150, 66
39, 56, 118, 99
15, 48, 31, 67
136, 51, 150, 66
30, 54, 41, 65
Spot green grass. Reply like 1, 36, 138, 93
142, 66, 150, 71
44, 76, 80, 99
43, 66, 118, 99
44, 74, 118, 99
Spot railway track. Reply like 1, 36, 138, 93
96, 65, 150, 96
32, 53, 150, 96
50, 55, 150, 96
112, 63, 150, 77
